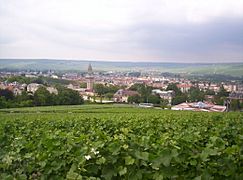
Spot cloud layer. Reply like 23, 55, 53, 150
0, 0, 243, 62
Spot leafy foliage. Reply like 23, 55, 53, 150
0, 87, 84, 108
129, 83, 153, 103
94, 84, 120, 103
0, 105, 243, 179
188, 87, 205, 102
6, 75, 72, 86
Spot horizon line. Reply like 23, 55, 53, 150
0, 58, 243, 64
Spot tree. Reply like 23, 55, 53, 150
128, 95, 141, 104
7, 76, 33, 84
205, 89, 215, 95
57, 87, 84, 105
15, 91, 33, 107
166, 83, 187, 105
33, 87, 53, 106
160, 99, 169, 108
16, 91, 30, 101
80, 82, 87, 88
94, 84, 107, 103
213, 95, 226, 105
214, 85, 229, 105
147, 94, 161, 104
172, 94, 188, 105
105, 85, 120, 94
0, 89, 14, 100
104, 93, 114, 100
32, 77, 45, 85
129, 83, 152, 102
230, 99, 240, 111
0, 96, 7, 109
218, 85, 229, 97
166, 83, 182, 96
188, 87, 205, 102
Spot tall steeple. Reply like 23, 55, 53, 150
88, 63, 93, 74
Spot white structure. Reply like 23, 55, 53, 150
27, 83, 42, 93
152, 89, 175, 105
172, 102, 226, 112
46, 87, 58, 95
177, 84, 192, 93
27, 83, 58, 95
51, 75, 58, 79
13, 87, 22, 96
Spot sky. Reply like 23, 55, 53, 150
0, 0, 243, 63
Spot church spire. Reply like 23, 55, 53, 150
88, 63, 93, 74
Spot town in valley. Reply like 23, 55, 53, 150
1, 61, 242, 112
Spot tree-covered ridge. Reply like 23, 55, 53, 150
1, 59, 243, 77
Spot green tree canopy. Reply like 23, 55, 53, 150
33, 87, 53, 106
94, 84, 107, 103
147, 94, 161, 104
0, 89, 14, 100
129, 83, 152, 102
57, 87, 83, 105
188, 87, 205, 102
128, 95, 141, 104
217, 85, 229, 97
166, 83, 182, 96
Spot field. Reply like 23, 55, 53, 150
0, 105, 243, 179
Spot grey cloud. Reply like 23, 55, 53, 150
1, 0, 243, 62
124, 17, 243, 53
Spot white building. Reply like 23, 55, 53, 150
46, 87, 58, 95
177, 84, 192, 93
27, 83, 42, 93
13, 87, 22, 96
152, 89, 175, 105
171, 102, 226, 112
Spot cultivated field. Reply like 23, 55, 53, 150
0, 105, 242, 179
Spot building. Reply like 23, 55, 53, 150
177, 84, 192, 93
27, 83, 42, 93
0, 83, 6, 89
86, 63, 94, 92
113, 89, 139, 103
13, 87, 22, 96
209, 84, 220, 92
171, 101, 226, 112
152, 89, 175, 105
223, 84, 237, 92
228, 91, 243, 103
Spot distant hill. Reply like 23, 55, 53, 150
0, 59, 243, 77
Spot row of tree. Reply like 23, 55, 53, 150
93, 84, 122, 102
165, 83, 231, 105
0, 86, 83, 109
6, 75, 72, 85
128, 84, 162, 105
126, 83, 243, 110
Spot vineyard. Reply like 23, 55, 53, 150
0, 105, 243, 179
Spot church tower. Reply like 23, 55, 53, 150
88, 63, 93, 74
86, 63, 94, 91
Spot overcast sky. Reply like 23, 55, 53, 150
0, 0, 243, 63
